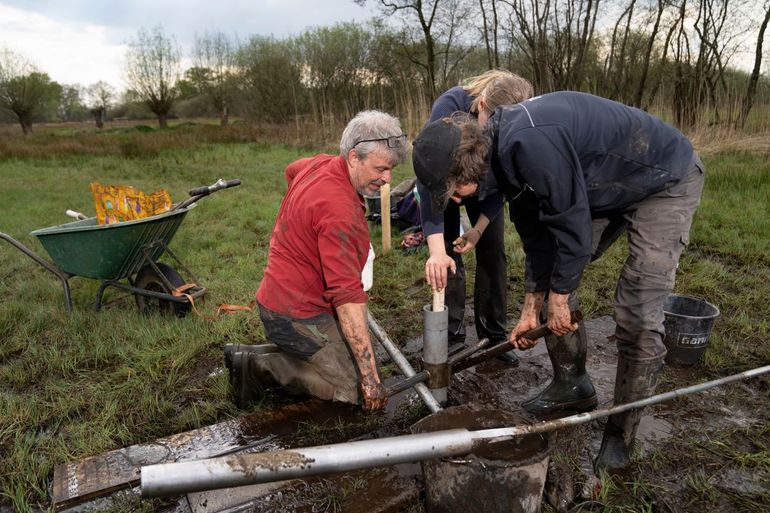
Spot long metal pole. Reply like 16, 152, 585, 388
142, 429, 473, 498
367, 311, 442, 413
141, 364, 770, 498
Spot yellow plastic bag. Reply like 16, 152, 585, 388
90, 182, 172, 225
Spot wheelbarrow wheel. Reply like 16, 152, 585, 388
134, 263, 192, 317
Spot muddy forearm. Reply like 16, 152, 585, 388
335, 302, 381, 385
521, 291, 546, 320
473, 213, 491, 235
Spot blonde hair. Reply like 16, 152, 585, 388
464, 69, 533, 117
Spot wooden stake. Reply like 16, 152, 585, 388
380, 183, 391, 253
432, 288, 445, 312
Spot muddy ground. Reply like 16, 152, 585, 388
61, 315, 769, 513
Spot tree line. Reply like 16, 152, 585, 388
2, 0, 769, 136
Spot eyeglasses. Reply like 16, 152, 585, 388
353, 134, 407, 149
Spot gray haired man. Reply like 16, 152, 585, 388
229, 110, 407, 411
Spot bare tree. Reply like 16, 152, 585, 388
0, 46, 61, 134
125, 26, 181, 128
85, 81, 115, 129
736, 1, 770, 128
193, 31, 239, 126
479, 0, 501, 67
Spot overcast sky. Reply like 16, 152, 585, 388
0, 0, 378, 90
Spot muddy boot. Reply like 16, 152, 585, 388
224, 343, 280, 372
496, 348, 520, 365
594, 355, 664, 474
521, 321, 597, 416
229, 351, 277, 408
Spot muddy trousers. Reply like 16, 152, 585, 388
522, 292, 597, 415
596, 156, 705, 472
251, 305, 362, 405
443, 197, 508, 344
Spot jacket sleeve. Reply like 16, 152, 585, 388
314, 194, 369, 309
511, 126, 593, 293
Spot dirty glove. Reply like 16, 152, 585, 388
452, 227, 481, 254
360, 378, 388, 411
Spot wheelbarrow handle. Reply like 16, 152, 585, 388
188, 178, 241, 197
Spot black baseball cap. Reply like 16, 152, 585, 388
412, 118, 462, 214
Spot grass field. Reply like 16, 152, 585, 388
1, 123, 769, 512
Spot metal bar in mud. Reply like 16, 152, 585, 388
367, 311, 442, 413
141, 429, 473, 498
385, 370, 430, 396
447, 338, 489, 366
472, 363, 770, 443
140, 364, 770, 498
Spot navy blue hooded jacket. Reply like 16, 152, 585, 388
486, 91, 694, 294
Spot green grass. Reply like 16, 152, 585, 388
1, 132, 769, 511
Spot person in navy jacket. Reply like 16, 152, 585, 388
413, 92, 704, 473
418, 70, 533, 364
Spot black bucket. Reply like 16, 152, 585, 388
411, 404, 549, 513
662, 294, 720, 365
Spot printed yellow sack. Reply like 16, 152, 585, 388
90, 182, 172, 225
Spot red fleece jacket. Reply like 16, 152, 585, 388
256, 154, 370, 319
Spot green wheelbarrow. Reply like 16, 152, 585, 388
0, 178, 240, 316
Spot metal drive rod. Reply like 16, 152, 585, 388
141, 364, 770, 499
367, 311, 442, 413
141, 429, 473, 498
474, 363, 770, 443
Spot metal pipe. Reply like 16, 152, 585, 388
141, 364, 770, 498
473, 363, 770, 443
141, 429, 473, 498
367, 311, 442, 413
422, 304, 448, 404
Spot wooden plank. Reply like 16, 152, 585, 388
52, 400, 365, 511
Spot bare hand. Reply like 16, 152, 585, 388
547, 292, 578, 336
509, 314, 540, 349
425, 254, 456, 290
360, 379, 388, 410
452, 227, 481, 254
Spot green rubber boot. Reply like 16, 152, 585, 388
594, 354, 664, 474
229, 351, 277, 408
521, 323, 597, 415
224, 343, 280, 372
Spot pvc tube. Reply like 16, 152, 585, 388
423, 304, 448, 404
141, 429, 473, 498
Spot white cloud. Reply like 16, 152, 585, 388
0, 4, 128, 89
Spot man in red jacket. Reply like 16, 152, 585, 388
230, 110, 407, 410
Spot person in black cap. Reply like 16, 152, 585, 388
417, 70, 533, 364
412, 92, 704, 474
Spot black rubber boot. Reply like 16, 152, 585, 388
594, 354, 664, 474
522, 295, 596, 415
521, 324, 597, 415
229, 352, 277, 408
224, 343, 279, 372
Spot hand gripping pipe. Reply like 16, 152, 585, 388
366, 311, 442, 413
141, 364, 770, 499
